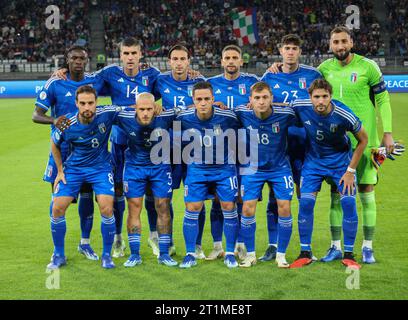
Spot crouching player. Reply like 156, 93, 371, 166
47, 85, 120, 270
290, 79, 368, 269
236, 82, 296, 268
177, 82, 241, 269
117, 93, 177, 267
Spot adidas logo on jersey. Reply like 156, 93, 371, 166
117, 78, 124, 82
164, 88, 170, 93
274, 84, 280, 89
65, 92, 72, 97
304, 120, 311, 125
215, 89, 221, 94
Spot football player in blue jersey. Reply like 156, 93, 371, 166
153, 44, 207, 259
236, 82, 296, 268
115, 93, 177, 267
33, 46, 106, 262
206, 45, 259, 261
95, 37, 161, 258
258, 34, 322, 262
177, 82, 240, 269
47, 85, 120, 270
289, 79, 367, 269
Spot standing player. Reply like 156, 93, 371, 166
47, 85, 118, 270
236, 82, 296, 268
318, 26, 393, 263
154, 44, 207, 258
177, 82, 240, 269
289, 79, 368, 269
95, 37, 160, 258
259, 34, 322, 262
206, 45, 259, 261
33, 46, 106, 261
115, 93, 177, 267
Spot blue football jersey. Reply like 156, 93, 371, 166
207, 73, 259, 110
52, 105, 120, 168
96, 64, 160, 145
291, 98, 362, 169
115, 108, 176, 166
235, 105, 296, 172
260, 64, 322, 103
154, 71, 206, 111
35, 73, 107, 133
176, 107, 240, 172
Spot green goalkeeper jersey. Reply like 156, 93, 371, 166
318, 53, 392, 148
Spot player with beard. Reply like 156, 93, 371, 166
318, 26, 393, 264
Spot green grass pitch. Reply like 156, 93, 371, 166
0, 94, 407, 300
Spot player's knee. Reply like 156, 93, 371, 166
155, 199, 170, 216
220, 202, 235, 212
99, 203, 113, 217
52, 205, 66, 218
186, 202, 203, 212
242, 202, 256, 217
277, 201, 291, 216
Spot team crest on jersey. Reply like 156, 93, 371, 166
330, 124, 338, 133
350, 72, 358, 83
142, 76, 149, 86
239, 84, 246, 95
184, 185, 188, 197
213, 124, 222, 136
187, 85, 193, 97
40, 91, 47, 100
272, 122, 280, 133
299, 78, 307, 89
123, 181, 128, 193
98, 123, 107, 134
46, 165, 53, 178
240, 185, 245, 197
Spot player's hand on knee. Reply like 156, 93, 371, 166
54, 172, 66, 191
187, 68, 202, 79
340, 172, 355, 196
267, 62, 283, 74
52, 68, 68, 80
53, 115, 71, 132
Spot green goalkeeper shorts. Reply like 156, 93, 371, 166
356, 148, 378, 185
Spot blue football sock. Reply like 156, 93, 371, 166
222, 208, 239, 254
128, 232, 141, 255
277, 215, 293, 254
298, 193, 316, 251
78, 192, 94, 239
183, 210, 199, 255
340, 195, 358, 253
113, 195, 125, 236
240, 215, 256, 252
145, 195, 157, 232
51, 216, 66, 256
266, 197, 279, 246
159, 233, 171, 255
210, 200, 223, 242
169, 202, 174, 247
101, 215, 116, 256
236, 202, 244, 243
196, 204, 206, 246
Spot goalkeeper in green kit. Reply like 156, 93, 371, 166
318, 26, 394, 264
